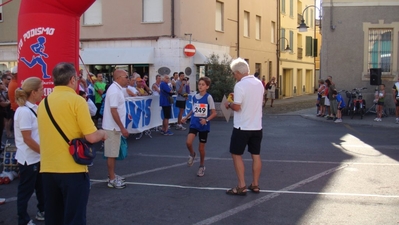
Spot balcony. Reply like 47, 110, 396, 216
297, 14, 303, 25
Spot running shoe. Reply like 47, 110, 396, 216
108, 179, 126, 189
187, 152, 196, 166
197, 166, 206, 177
35, 211, 45, 221
164, 130, 174, 136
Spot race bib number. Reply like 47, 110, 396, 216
193, 103, 208, 117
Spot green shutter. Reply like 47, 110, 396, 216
306, 36, 312, 56
281, 28, 286, 51
313, 39, 318, 57
281, 0, 285, 13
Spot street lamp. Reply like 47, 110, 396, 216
297, 5, 321, 32
277, 37, 292, 53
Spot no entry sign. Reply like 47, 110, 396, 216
183, 44, 196, 57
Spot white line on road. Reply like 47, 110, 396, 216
193, 164, 348, 225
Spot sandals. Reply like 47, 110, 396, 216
226, 186, 247, 196
248, 184, 260, 193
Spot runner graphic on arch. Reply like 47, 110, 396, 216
20, 36, 51, 79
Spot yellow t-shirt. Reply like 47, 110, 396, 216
38, 86, 97, 173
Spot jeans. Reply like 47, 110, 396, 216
42, 173, 90, 225
17, 162, 45, 225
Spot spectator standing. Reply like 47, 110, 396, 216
224, 58, 264, 195
374, 84, 385, 122
317, 79, 326, 117
123, 76, 139, 97
175, 72, 188, 130
93, 73, 106, 126
171, 72, 179, 91
102, 69, 129, 189
14, 77, 45, 225
182, 77, 217, 177
7, 66, 18, 138
0, 82, 10, 145
136, 77, 149, 96
265, 76, 277, 107
152, 74, 162, 96
38, 62, 107, 225
324, 79, 332, 119
333, 90, 345, 123
327, 76, 337, 120
392, 77, 399, 124
159, 75, 174, 135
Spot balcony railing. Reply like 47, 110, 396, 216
297, 13, 303, 25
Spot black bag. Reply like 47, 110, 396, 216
44, 97, 96, 165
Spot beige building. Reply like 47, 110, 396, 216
279, 0, 317, 98
0, 0, 278, 91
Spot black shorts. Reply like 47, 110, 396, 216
162, 106, 172, 119
395, 100, 399, 107
229, 128, 263, 155
188, 128, 209, 143
377, 102, 384, 106
5, 106, 14, 120
175, 100, 186, 109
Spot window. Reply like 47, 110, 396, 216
143, 0, 163, 23
256, 16, 261, 40
289, 0, 293, 17
244, 11, 249, 37
310, 9, 313, 28
271, 21, 275, 43
280, 28, 286, 51
255, 63, 261, 75
83, 0, 102, 25
281, 0, 285, 14
215, 1, 224, 31
305, 36, 313, 56
289, 31, 294, 51
368, 29, 392, 72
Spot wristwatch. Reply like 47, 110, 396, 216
205, 119, 209, 122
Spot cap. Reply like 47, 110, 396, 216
11, 66, 17, 74
136, 77, 143, 82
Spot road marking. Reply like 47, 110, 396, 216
131, 153, 399, 166
118, 181, 399, 198
193, 164, 348, 225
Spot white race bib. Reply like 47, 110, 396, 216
193, 103, 208, 117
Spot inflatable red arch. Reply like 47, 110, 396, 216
17, 0, 95, 95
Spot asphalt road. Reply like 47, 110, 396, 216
1, 110, 399, 225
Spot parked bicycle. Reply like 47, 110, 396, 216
346, 87, 367, 119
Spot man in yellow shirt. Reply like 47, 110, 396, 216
38, 62, 107, 225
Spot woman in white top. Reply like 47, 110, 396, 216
14, 77, 45, 225
152, 74, 162, 96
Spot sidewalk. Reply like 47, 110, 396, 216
264, 94, 399, 128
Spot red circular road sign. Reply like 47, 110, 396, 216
183, 44, 196, 57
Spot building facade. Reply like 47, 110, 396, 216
321, 0, 399, 111
279, 0, 316, 98
0, 0, 278, 92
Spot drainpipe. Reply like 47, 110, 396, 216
171, 0, 175, 38
277, 0, 281, 97
237, 0, 240, 57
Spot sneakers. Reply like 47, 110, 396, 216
187, 152, 196, 167
374, 117, 379, 121
108, 174, 125, 182
375, 118, 382, 122
396, 118, 399, 124
164, 130, 174, 136
27, 220, 36, 225
35, 211, 45, 221
107, 178, 126, 189
175, 124, 187, 130
334, 119, 342, 123
197, 166, 205, 177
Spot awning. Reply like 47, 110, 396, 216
80, 47, 154, 65
194, 48, 230, 64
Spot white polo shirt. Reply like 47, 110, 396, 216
233, 75, 264, 130
14, 101, 40, 165
102, 82, 126, 131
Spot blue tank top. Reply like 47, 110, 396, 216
190, 93, 210, 132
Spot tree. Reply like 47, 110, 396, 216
205, 53, 235, 102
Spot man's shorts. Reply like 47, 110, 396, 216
188, 128, 209, 143
175, 100, 186, 109
104, 129, 121, 158
162, 106, 172, 119
229, 128, 263, 155
266, 90, 275, 99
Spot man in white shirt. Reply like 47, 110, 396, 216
224, 58, 264, 195
102, 69, 129, 189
